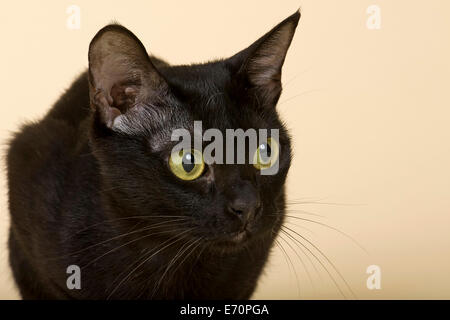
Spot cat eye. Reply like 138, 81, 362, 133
253, 138, 279, 171
169, 149, 205, 181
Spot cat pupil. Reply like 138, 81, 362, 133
260, 143, 272, 161
182, 153, 195, 173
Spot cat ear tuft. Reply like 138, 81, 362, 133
229, 10, 300, 106
88, 24, 167, 129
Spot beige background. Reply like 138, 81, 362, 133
1, 0, 449, 299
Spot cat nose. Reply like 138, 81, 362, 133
227, 187, 261, 226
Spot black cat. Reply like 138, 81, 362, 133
7, 11, 300, 299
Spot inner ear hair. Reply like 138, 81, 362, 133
110, 83, 140, 112
88, 24, 166, 127
247, 19, 299, 87
230, 10, 300, 105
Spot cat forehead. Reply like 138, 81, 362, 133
159, 63, 258, 118
146, 111, 270, 154
160, 61, 231, 96
118, 62, 273, 151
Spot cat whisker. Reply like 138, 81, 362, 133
106, 227, 196, 299
279, 228, 345, 299
278, 228, 324, 284
286, 197, 366, 206
277, 232, 316, 296
281, 213, 368, 254
151, 237, 200, 297
167, 239, 205, 299
81, 224, 193, 269
273, 237, 301, 298
186, 241, 208, 278
284, 208, 325, 218
48, 218, 192, 261
70, 215, 191, 238
271, 205, 367, 254
170, 237, 205, 276
281, 225, 357, 299
274, 204, 365, 297
283, 220, 317, 236
152, 237, 204, 298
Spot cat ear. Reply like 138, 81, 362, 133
228, 10, 300, 106
88, 24, 168, 129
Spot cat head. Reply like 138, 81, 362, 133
88, 11, 300, 249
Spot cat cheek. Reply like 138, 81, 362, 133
195, 166, 215, 195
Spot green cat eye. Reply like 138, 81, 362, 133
253, 138, 279, 170
169, 149, 205, 181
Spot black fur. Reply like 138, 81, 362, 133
7, 11, 300, 299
